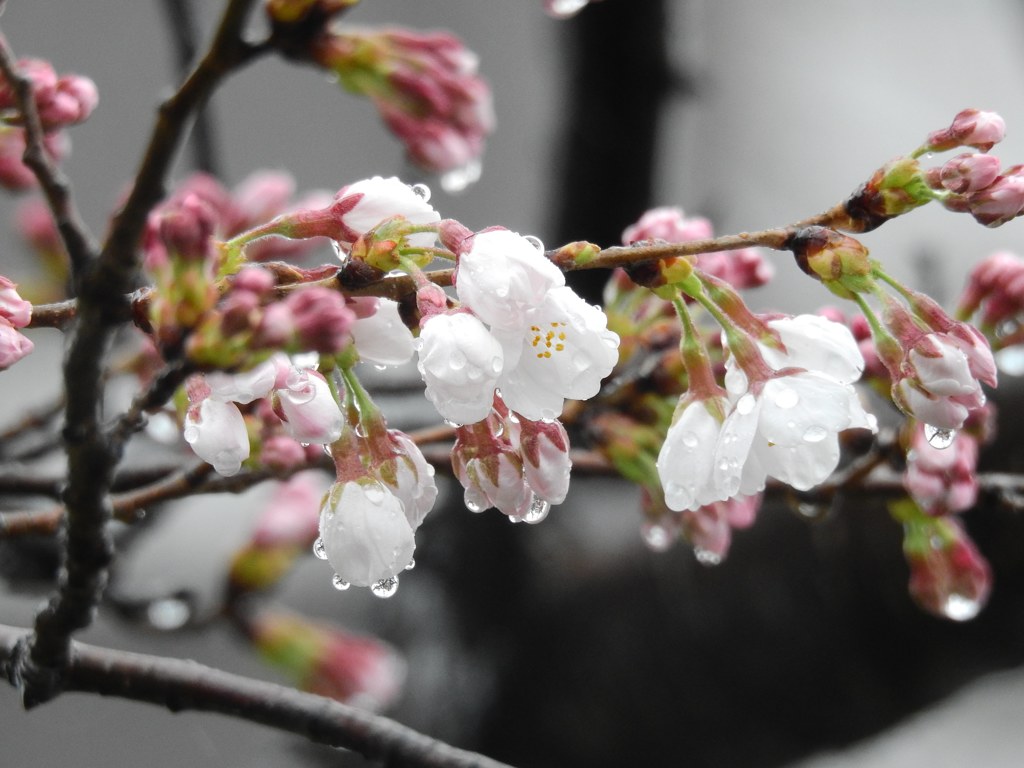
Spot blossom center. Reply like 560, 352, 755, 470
530, 321, 568, 359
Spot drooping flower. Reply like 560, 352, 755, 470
183, 396, 250, 477
318, 480, 416, 588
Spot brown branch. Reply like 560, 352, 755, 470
0, 623, 513, 768
12, 0, 266, 707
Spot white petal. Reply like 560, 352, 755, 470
497, 287, 619, 421
658, 401, 723, 511
762, 314, 865, 384
352, 299, 415, 367
340, 176, 439, 249
319, 481, 415, 587
418, 312, 503, 424
456, 229, 564, 331
183, 399, 249, 476
206, 357, 280, 404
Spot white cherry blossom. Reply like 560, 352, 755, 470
494, 286, 619, 421
275, 368, 344, 444
455, 228, 565, 332
416, 311, 503, 425
383, 430, 438, 529
335, 176, 439, 250
183, 398, 250, 477
318, 480, 415, 587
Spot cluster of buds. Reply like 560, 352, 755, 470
0, 58, 96, 192
831, 109, 1023, 232
310, 27, 494, 178
785, 227, 997, 431
0, 276, 33, 370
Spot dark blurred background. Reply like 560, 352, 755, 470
2, 1, 1024, 767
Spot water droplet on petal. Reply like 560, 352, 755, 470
331, 574, 351, 591
182, 424, 200, 443
524, 235, 545, 252
736, 393, 756, 415
146, 597, 192, 630
548, 0, 589, 17
373, 364, 388, 371
774, 388, 799, 409
924, 424, 955, 449
370, 576, 399, 598
412, 338, 424, 352
449, 350, 467, 370
681, 431, 699, 449
942, 592, 982, 621
693, 547, 722, 567
331, 240, 348, 263
523, 496, 550, 524
464, 490, 485, 513
440, 160, 482, 193
404, 558, 416, 571
490, 356, 503, 374
363, 483, 386, 503
313, 537, 328, 560
493, 421, 505, 437
641, 522, 675, 552
444, 418, 463, 429
410, 182, 432, 202
802, 425, 829, 443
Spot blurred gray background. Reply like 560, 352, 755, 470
2, 1, 1024, 767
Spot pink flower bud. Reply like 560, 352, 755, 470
622, 206, 713, 245
251, 611, 405, 709
925, 108, 1006, 153
0, 318, 33, 370
283, 286, 355, 354
903, 424, 979, 515
0, 276, 32, 328
938, 153, 1001, 194
904, 517, 991, 621
957, 251, 1024, 328
968, 165, 1024, 227
259, 434, 309, 470
513, 415, 572, 505
154, 192, 219, 262
251, 472, 325, 547
36, 74, 98, 128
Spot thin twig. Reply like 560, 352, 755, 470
0, 623, 513, 768
159, 0, 222, 176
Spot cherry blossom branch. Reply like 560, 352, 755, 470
0, 28, 98, 277
0, 623, 513, 768
12, 0, 266, 708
